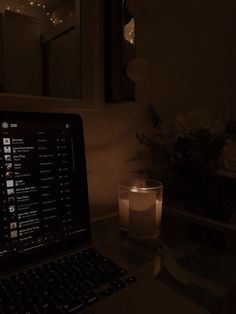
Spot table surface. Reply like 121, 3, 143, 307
91, 215, 236, 314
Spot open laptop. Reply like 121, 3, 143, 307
0, 111, 209, 314
0, 111, 142, 314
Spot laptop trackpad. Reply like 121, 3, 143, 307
90, 277, 209, 314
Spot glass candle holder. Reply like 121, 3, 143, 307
118, 179, 163, 239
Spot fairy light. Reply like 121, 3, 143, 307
3, 1, 68, 26
27, 0, 54, 24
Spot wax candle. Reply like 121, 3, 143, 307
118, 180, 163, 237
119, 197, 163, 235
129, 190, 156, 238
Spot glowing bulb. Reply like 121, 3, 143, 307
6, 6, 10, 10
30, 2, 34, 5
46, 12, 50, 16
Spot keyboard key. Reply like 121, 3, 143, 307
82, 292, 100, 305
124, 276, 138, 285
99, 267, 127, 283
99, 288, 114, 298
62, 299, 85, 313
109, 279, 125, 290
0, 248, 135, 313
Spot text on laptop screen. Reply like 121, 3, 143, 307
0, 116, 89, 262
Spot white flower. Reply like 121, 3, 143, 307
175, 110, 221, 136
218, 140, 236, 178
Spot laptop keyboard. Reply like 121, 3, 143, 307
0, 248, 138, 314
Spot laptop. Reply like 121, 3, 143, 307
0, 111, 142, 313
0, 111, 208, 314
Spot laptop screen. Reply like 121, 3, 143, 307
0, 112, 90, 266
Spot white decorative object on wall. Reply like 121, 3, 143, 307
126, 58, 149, 82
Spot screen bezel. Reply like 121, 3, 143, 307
0, 111, 91, 274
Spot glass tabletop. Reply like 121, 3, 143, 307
92, 214, 236, 314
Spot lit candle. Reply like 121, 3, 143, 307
119, 179, 163, 239
129, 189, 157, 239
118, 190, 163, 236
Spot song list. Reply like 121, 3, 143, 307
0, 123, 73, 255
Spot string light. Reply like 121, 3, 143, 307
3, 1, 71, 26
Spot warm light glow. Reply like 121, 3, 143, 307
2, 0, 68, 25
124, 18, 135, 45
130, 187, 139, 192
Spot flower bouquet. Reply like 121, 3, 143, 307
136, 106, 236, 222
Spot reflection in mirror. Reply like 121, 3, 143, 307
0, 0, 80, 99
124, 17, 135, 45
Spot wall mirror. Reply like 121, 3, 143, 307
0, 0, 81, 99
